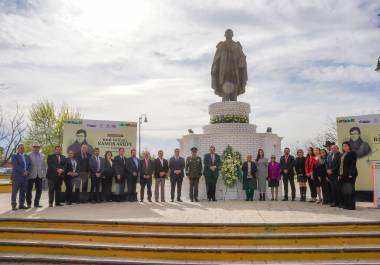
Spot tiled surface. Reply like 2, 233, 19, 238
0, 192, 378, 223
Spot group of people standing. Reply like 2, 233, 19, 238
242, 141, 358, 210
10, 141, 358, 211
10, 143, 223, 210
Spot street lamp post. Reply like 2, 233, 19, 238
138, 114, 148, 158
375, 57, 380, 72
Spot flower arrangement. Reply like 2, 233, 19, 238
221, 145, 242, 187
210, 114, 249, 124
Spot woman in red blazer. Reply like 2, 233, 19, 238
305, 147, 317, 202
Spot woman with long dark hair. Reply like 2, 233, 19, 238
319, 149, 331, 204
305, 147, 317, 202
256, 149, 268, 201
313, 148, 328, 204
340, 141, 358, 210
294, 149, 307, 201
102, 151, 115, 202
312, 147, 323, 204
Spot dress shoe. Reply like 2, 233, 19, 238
161, 200, 166, 203
34, 204, 43, 208
194, 198, 199, 202
177, 198, 182, 202
282, 198, 288, 201
19, 205, 28, 210
148, 198, 152, 202
291, 198, 295, 201
49, 203, 53, 207
12, 207, 17, 211
190, 199, 194, 202
330, 204, 338, 207
212, 198, 217, 202
170, 199, 174, 202
55, 203, 63, 207
27, 204, 32, 209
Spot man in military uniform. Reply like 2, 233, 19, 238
186, 147, 202, 202
203, 145, 221, 201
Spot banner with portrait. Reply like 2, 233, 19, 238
62, 119, 137, 157
337, 114, 380, 191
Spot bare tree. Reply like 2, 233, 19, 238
0, 106, 26, 166
306, 117, 337, 148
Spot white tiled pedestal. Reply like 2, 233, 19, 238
178, 101, 283, 200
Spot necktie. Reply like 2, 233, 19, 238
96, 157, 100, 171
57, 155, 61, 165
212, 154, 215, 164
145, 159, 148, 168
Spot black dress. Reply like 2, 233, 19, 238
102, 159, 115, 201
313, 158, 327, 187
340, 151, 358, 210
294, 157, 306, 182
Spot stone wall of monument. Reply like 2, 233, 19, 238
178, 101, 282, 200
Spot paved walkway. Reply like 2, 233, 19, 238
1, 193, 379, 224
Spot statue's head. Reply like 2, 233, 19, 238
224, 29, 233, 40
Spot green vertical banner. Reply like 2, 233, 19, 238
337, 114, 380, 192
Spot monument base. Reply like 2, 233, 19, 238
178, 101, 283, 200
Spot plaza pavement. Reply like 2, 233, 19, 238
0, 192, 379, 224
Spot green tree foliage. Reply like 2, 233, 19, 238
25, 101, 81, 156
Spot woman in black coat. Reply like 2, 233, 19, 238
102, 151, 115, 202
340, 141, 358, 210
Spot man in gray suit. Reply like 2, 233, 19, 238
169, 148, 185, 202
26, 142, 46, 208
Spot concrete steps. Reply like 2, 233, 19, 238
0, 219, 379, 264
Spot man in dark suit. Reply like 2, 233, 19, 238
76, 144, 91, 202
126, 148, 140, 202
139, 151, 154, 202
64, 150, 79, 204
113, 147, 127, 201
46, 145, 67, 207
154, 150, 169, 202
11, 144, 31, 210
89, 147, 104, 203
169, 148, 185, 202
203, 145, 221, 201
280, 147, 296, 201
327, 144, 342, 207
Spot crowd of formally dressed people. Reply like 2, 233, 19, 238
10, 140, 358, 211
243, 141, 358, 210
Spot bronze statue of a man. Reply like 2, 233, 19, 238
211, 29, 248, 101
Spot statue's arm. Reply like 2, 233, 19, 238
211, 42, 223, 74
236, 41, 246, 68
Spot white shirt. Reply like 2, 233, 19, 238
247, 161, 252, 178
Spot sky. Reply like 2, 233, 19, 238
0, 0, 380, 156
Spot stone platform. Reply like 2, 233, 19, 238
0, 192, 379, 224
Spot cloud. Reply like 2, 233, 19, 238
0, 0, 380, 155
